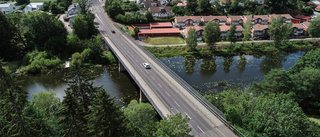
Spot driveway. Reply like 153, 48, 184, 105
59, 14, 72, 34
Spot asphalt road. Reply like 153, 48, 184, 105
91, 1, 237, 136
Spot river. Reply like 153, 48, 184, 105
22, 51, 305, 104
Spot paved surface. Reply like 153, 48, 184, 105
91, 0, 238, 136
59, 14, 72, 34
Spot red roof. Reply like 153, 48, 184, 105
316, 5, 320, 10
138, 28, 180, 34
150, 22, 172, 28
295, 15, 311, 20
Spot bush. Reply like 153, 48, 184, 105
21, 51, 62, 74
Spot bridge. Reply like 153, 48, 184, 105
91, 1, 242, 136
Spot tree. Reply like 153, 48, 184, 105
107, 0, 125, 19
87, 88, 129, 137
212, 0, 225, 15
198, 0, 211, 15
72, 15, 89, 39
171, 5, 185, 16
289, 48, 320, 74
268, 16, 292, 46
186, 28, 197, 51
308, 15, 320, 38
302, 6, 313, 16
78, 0, 91, 14
133, 26, 140, 37
249, 93, 312, 136
204, 21, 221, 48
124, 100, 157, 137
16, 0, 30, 5
186, 0, 198, 15
0, 12, 17, 60
129, 2, 140, 11
145, 11, 154, 22
251, 68, 293, 95
154, 114, 192, 137
242, 21, 253, 43
227, 24, 237, 44
71, 52, 83, 68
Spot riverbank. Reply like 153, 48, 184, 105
145, 40, 319, 57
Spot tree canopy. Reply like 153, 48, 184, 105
268, 16, 292, 46
204, 21, 220, 47
186, 28, 198, 51
308, 15, 320, 38
227, 24, 237, 44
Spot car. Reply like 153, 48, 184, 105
143, 63, 151, 69
111, 30, 115, 33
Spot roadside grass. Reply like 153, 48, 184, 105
114, 24, 125, 32
145, 36, 185, 45
126, 25, 135, 37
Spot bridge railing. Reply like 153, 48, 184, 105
100, 31, 174, 119
119, 30, 245, 137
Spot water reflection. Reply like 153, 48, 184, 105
160, 51, 305, 94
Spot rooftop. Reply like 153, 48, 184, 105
150, 22, 172, 28
0, 3, 12, 7
175, 16, 202, 22
252, 24, 269, 30
138, 28, 180, 34
295, 15, 312, 19
202, 15, 228, 22
244, 15, 269, 20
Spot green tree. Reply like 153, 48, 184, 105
0, 12, 17, 60
302, 6, 313, 16
171, 5, 185, 16
154, 114, 192, 137
145, 11, 154, 22
252, 68, 293, 95
308, 15, 320, 38
198, 0, 211, 15
227, 24, 237, 45
249, 93, 312, 136
186, 28, 197, 51
212, 0, 225, 15
16, 0, 30, 5
124, 100, 157, 137
78, 0, 91, 14
134, 26, 140, 37
87, 88, 129, 136
289, 48, 320, 74
242, 21, 253, 43
186, 0, 198, 15
71, 52, 83, 68
204, 21, 220, 48
72, 15, 89, 39
268, 16, 292, 46
107, 0, 125, 19
129, 2, 140, 11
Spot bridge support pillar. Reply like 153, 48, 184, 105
118, 62, 126, 72
139, 90, 148, 103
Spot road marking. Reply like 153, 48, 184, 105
197, 125, 205, 134
151, 76, 155, 80
185, 112, 191, 119
174, 101, 180, 107
157, 83, 162, 88
166, 92, 171, 97
95, 15, 102, 22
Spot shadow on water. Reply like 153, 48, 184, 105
21, 64, 140, 105
160, 51, 305, 95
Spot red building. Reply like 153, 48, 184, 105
138, 28, 181, 40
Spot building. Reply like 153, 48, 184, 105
316, 5, 320, 11
150, 22, 172, 29
252, 24, 269, 39
243, 15, 269, 25
220, 25, 230, 40
294, 15, 312, 22
292, 23, 308, 37
159, 0, 169, 5
138, 28, 180, 40
24, 3, 43, 14
149, 6, 173, 18
173, 16, 202, 28
202, 15, 228, 25
0, 3, 13, 14
227, 16, 243, 25
269, 14, 293, 23
177, 1, 187, 6
67, 3, 79, 16
184, 25, 205, 41
143, 1, 160, 9
235, 25, 244, 39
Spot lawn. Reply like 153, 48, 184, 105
145, 36, 185, 45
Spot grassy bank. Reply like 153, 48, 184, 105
145, 40, 319, 57
145, 36, 185, 45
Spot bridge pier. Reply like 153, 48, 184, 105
118, 62, 126, 72
139, 90, 148, 103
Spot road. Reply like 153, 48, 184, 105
91, 0, 238, 136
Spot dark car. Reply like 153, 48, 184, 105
111, 30, 115, 33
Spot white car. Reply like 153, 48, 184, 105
143, 63, 151, 69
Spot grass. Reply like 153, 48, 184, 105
145, 36, 185, 45
114, 24, 125, 32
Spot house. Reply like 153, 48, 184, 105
219, 25, 230, 40
67, 3, 79, 16
252, 24, 269, 39
294, 15, 312, 22
184, 25, 205, 41
143, 1, 160, 9
159, 0, 169, 5
150, 22, 172, 29
0, 3, 13, 14
227, 16, 243, 25
173, 16, 202, 28
202, 16, 228, 25
316, 5, 320, 11
138, 28, 180, 40
269, 14, 293, 23
149, 6, 173, 18
24, 3, 43, 14
307, 1, 318, 9
292, 24, 308, 37
235, 25, 244, 39
243, 15, 269, 25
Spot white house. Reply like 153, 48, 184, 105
24, 3, 43, 14
67, 3, 79, 16
0, 3, 14, 14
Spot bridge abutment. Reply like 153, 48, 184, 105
118, 62, 126, 72
139, 90, 148, 103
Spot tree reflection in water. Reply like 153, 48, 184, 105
184, 55, 196, 74
259, 51, 288, 75
222, 56, 233, 73
237, 55, 247, 74
200, 55, 216, 77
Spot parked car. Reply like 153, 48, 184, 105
111, 30, 115, 33
143, 63, 151, 69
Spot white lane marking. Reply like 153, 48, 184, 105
185, 112, 191, 119
174, 101, 180, 107
151, 76, 155, 80
95, 15, 102, 22
166, 92, 171, 97
197, 125, 205, 134
157, 83, 162, 88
